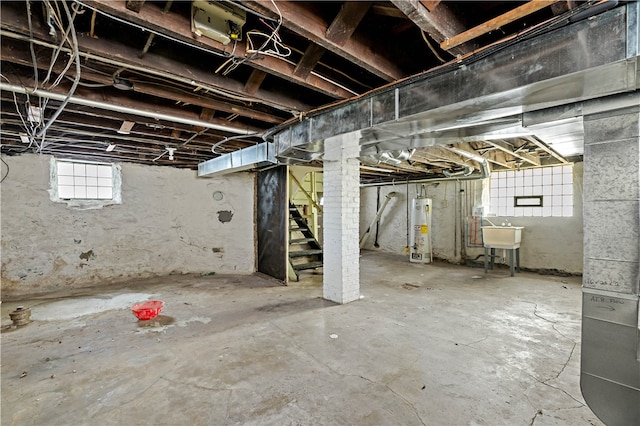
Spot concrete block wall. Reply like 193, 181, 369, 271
0, 154, 255, 299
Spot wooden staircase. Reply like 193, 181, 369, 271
289, 202, 323, 281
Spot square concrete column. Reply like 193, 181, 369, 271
322, 132, 360, 304
580, 104, 640, 425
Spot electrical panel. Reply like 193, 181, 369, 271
191, 1, 246, 45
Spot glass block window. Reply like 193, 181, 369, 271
56, 160, 114, 200
490, 165, 573, 217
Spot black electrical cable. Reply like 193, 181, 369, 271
1, 156, 10, 183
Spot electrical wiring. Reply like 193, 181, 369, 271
245, 30, 292, 59
218, 0, 285, 75
181, 128, 210, 147
2, 20, 297, 115
421, 31, 447, 64
210, 133, 263, 155
42, 9, 78, 89
1, 156, 9, 183
36, 0, 82, 142
74, 1, 229, 60
26, 1, 39, 91
63, 75, 110, 87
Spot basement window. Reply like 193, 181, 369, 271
490, 165, 573, 217
50, 158, 121, 208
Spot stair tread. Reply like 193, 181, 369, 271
289, 249, 323, 257
290, 237, 316, 244
292, 261, 323, 271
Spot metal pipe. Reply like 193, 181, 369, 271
0, 82, 255, 135
360, 191, 398, 248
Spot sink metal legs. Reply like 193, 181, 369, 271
484, 247, 520, 276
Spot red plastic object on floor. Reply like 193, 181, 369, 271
132, 300, 164, 320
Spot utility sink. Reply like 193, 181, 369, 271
482, 226, 524, 249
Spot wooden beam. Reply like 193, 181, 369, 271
243, 0, 404, 81
0, 3, 312, 114
551, 1, 576, 16
325, 1, 372, 47
524, 136, 568, 164
390, 0, 473, 56
420, 1, 441, 12
485, 140, 540, 166
293, 43, 326, 79
4, 77, 266, 134
125, 0, 145, 13
370, 4, 407, 19
83, 1, 354, 99
0, 38, 285, 124
198, 108, 215, 122
244, 69, 268, 95
441, 1, 559, 51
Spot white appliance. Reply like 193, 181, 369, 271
191, 1, 246, 45
409, 197, 432, 263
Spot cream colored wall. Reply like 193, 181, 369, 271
1, 154, 255, 298
360, 162, 584, 274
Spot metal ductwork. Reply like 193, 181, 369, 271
198, 142, 277, 177
360, 149, 415, 166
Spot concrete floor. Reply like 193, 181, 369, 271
1, 251, 603, 425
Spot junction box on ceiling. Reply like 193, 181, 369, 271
191, 1, 246, 45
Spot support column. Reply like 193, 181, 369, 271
322, 132, 360, 304
581, 105, 640, 425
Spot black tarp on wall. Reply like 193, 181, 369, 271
256, 166, 288, 281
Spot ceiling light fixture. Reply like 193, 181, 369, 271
106, 143, 117, 152
19, 133, 30, 143
166, 147, 176, 160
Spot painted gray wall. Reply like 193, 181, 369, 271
360, 162, 584, 273
1, 154, 255, 298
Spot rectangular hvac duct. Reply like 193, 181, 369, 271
198, 142, 277, 177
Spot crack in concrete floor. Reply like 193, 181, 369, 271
1, 252, 603, 425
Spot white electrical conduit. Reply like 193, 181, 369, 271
0, 29, 300, 115
0, 82, 256, 135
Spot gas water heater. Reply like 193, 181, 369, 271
409, 197, 432, 263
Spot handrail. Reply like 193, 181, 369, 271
290, 173, 323, 214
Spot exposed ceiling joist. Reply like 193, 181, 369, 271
0, 14, 311, 115
81, 1, 354, 99
390, 0, 474, 56
293, 43, 326, 79
1, 81, 262, 134
244, 70, 268, 95
421, 1, 442, 12
440, 0, 560, 51
242, 0, 404, 82
325, 1, 372, 47
486, 139, 540, 166
524, 136, 569, 164
0, 40, 284, 125
370, 4, 406, 19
